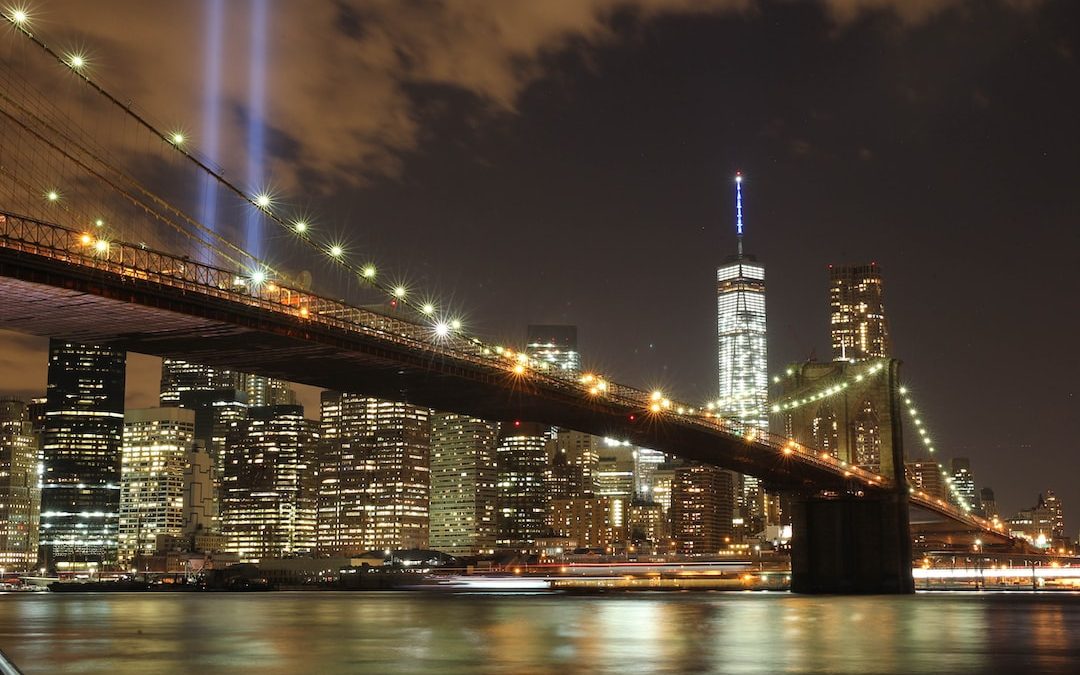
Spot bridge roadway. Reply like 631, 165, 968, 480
0, 212, 1006, 541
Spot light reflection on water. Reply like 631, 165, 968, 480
2, 591, 1079, 674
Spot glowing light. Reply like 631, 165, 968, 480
434, 322, 449, 338
450, 319, 462, 331
299, 307, 309, 318
512, 364, 525, 375
393, 286, 406, 299
94, 218, 104, 227
421, 303, 434, 315
169, 132, 185, 145
251, 270, 266, 285
46, 190, 59, 202
783, 446, 793, 455
361, 265, 375, 278
651, 390, 663, 402
79, 234, 92, 245
9, 8, 29, 24
649, 403, 661, 413
66, 53, 86, 70
93, 239, 109, 253
254, 193, 271, 209
329, 245, 343, 257
293, 220, 307, 233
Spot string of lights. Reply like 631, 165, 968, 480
2, 6, 469, 342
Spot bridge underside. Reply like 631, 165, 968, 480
0, 246, 867, 494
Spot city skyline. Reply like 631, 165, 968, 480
0, 1, 1076, 532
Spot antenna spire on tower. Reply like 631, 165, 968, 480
735, 171, 744, 258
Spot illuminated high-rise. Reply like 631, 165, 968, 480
716, 173, 768, 429
496, 422, 551, 552
716, 173, 768, 533
0, 399, 40, 570
317, 393, 431, 555
39, 340, 126, 571
222, 405, 319, 561
526, 325, 580, 373
119, 408, 196, 563
430, 413, 498, 557
159, 360, 238, 406
829, 263, 890, 362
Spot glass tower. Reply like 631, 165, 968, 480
40, 340, 126, 571
716, 174, 769, 535
716, 174, 768, 430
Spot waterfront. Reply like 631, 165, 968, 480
1, 592, 1079, 674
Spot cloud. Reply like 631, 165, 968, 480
24, 0, 1041, 193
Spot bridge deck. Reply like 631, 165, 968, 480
0, 212, 1006, 539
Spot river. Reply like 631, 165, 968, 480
1, 591, 1078, 674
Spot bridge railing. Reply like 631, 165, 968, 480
0, 211, 1002, 534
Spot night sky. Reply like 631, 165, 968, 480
1, 0, 1077, 526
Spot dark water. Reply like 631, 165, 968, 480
1, 591, 1078, 674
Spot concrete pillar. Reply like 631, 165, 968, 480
790, 492, 914, 594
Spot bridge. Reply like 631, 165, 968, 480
0, 8, 1015, 593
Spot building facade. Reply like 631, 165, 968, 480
222, 405, 319, 561
39, 340, 126, 570
0, 399, 40, 570
525, 325, 580, 373
716, 174, 769, 536
828, 263, 890, 362
317, 393, 431, 555
496, 422, 551, 552
430, 413, 498, 557
119, 408, 196, 563
671, 463, 734, 555
159, 360, 238, 406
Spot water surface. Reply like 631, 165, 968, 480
1, 591, 1077, 674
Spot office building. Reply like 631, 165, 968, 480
240, 374, 298, 408
39, 340, 126, 570
950, 458, 980, 512
496, 422, 551, 551
118, 408, 196, 562
525, 325, 580, 373
0, 399, 40, 570
317, 393, 431, 555
222, 405, 319, 561
159, 360, 238, 406
716, 173, 768, 533
430, 413, 498, 557
548, 496, 625, 549
829, 262, 890, 362
980, 487, 998, 519
906, 460, 947, 500
671, 463, 735, 555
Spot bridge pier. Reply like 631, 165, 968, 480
790, 492, 914, 594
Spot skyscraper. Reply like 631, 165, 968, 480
40, 340, 126, 570
716, 173, 768, 429
671, 464, 734, 555
430, 413, 498, 557
716, 173, 768, 534
526, 325, 580, 373
829, 263, 890, 362
0, 399, 40, 570
496, 422, 551, 552
159, 360, 238, 406
119, 408, 196, 562
222, 405, 319, 561
317, 393, 431, 555
950, 458, 980, 513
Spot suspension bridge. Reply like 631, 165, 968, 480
0, 8, 1018, 593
